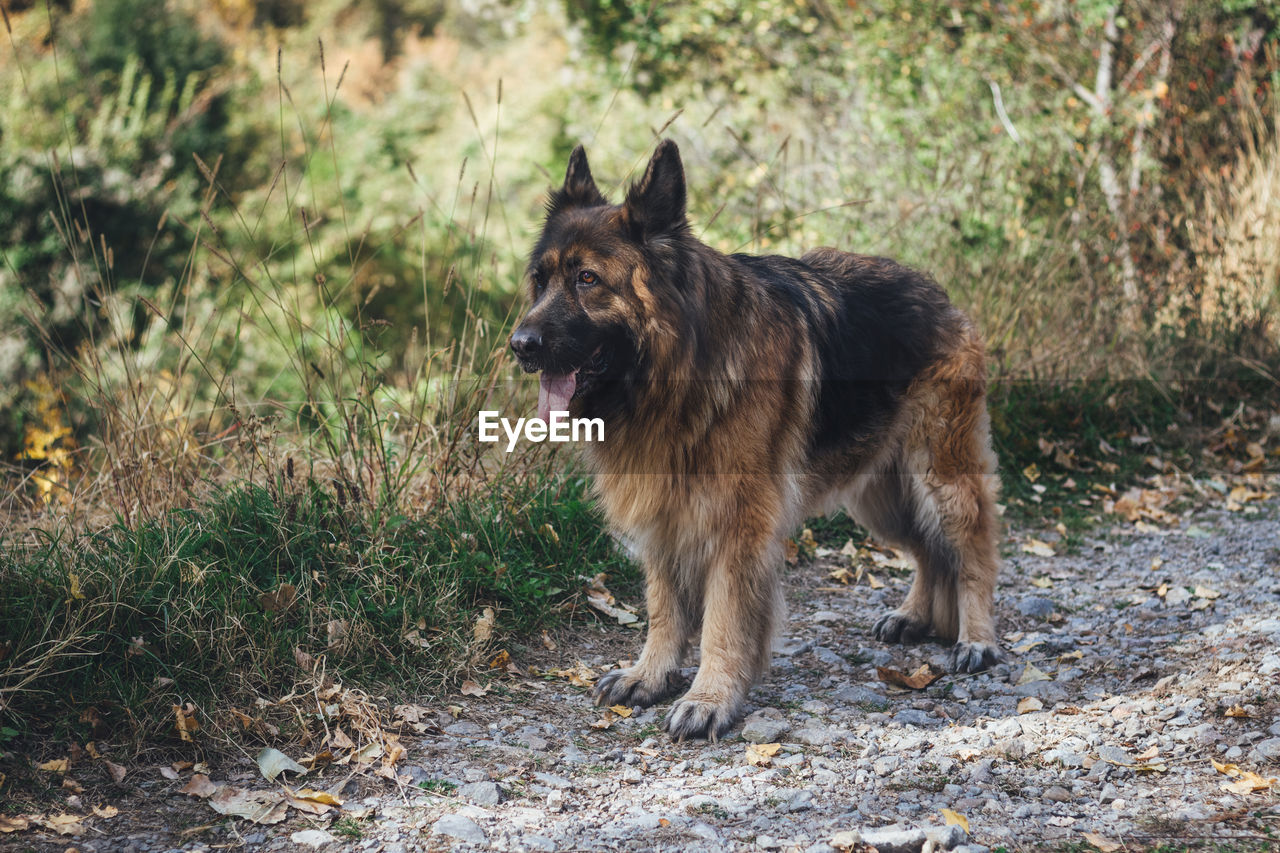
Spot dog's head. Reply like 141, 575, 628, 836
511, 140, 689, 420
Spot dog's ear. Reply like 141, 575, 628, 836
623, 139, 687, 241
549, 144, 607, 212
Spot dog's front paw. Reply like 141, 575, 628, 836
662, 693, 742, 742
872, 610, 929, 644
948, 641, 1003, 673
592, 668, 683, 709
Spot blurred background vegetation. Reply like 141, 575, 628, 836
1, 0, 1278, 736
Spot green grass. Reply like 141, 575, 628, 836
0, 471, 635, 741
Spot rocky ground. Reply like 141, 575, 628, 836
5, 500, 1280, 853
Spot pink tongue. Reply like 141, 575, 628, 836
538, 372, 577, 422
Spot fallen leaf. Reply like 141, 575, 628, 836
1192, 585, 1220, 599
1022, 462, 1040, 482
1030, 576, 1053, 588
1021, 539, 1055, 557
489, 649, 511, 669
796, 528, 817, 559
0, 816, 30, 833
866, 572, 885, 589
1133, 745, 1160, 762
1017, 697, 1044, 714
829, 566, 856, 584
102, 760, 127, 784
284, 789, 336, 815
208, 786, 288, 824
746, 742, 782, 767
325, 619, 348, 649
258, 583, 297, 613
540, 631, 557, 651
940, 807, 969, 832
607, 705, 633, 718
876, 662, 945, 690
830, 830, 862, 851
328, 727, 355, 750
173, 703, 199, 742
39, 813, 83, 836
294, 646, 315, 669
91, 804, 118, 819
37, 758, 69, 773
1222, 771, 1276, 794
1083, 830, 1122, 852
181, 774, 218, 798
1016, 663, 1052, 685
539, 522, 560, 545
290, 788, 342, 807
256, 747, 308, 782
159, 766, 181, 781
460, 680, 488, 697
584, 577, 641, 626
1224, 705, 1251, 718
473, 607, 496, 643
590, 710, 619, 730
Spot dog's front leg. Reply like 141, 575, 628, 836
663, 538, 782, 741
593, 555, 691, 708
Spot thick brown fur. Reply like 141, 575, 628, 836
511, 141, 1002, 740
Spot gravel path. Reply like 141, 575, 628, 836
7, 500, 1280, 852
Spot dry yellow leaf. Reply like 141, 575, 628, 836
608, 705, 633, 718
539, 522, 560, 545
1192, 585, 1220, 600
1082, 831, 1122, 852
1031, 576, 1053, 588
1022, 539, 1055, 557
459, 680, 488, 697
37, 758, 69, 773
173, 703, 199, 742
1022, 463, 1040, 482
489, 650, 511, 669
1016, 662, 1051, 685
1017, 696, 1044, 714
1224, 705, 1250, 718
1212, 758, 1240, 776
940, 808, 969, 832
473, 607, 496, 643
866, 572, 884, 589
746, 742, 782, 767
0, 815, 29, 833
1221, 771, 1276, 794
876, 662, 945, 690
91, 805, 118, 819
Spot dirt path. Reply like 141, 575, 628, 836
6, 501, 1280, 852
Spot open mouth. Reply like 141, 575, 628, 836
537, 345, 608, 421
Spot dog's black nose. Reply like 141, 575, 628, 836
510, 328, 542, 359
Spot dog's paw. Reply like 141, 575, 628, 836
872, 610, 929, 644
592, 668, 682, 709
662, 694, 741, 742
947, 641, 1003, 673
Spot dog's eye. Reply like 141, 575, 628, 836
531, 272, 545, 293
578, 270, 598, 287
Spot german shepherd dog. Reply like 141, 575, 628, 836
510, 141, 1002, 740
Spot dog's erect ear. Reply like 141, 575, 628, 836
623, 139, 687, 241
549, 144, 607, 211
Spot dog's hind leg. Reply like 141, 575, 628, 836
593, 553, 694, 708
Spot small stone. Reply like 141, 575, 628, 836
793, 725, 841, 746
1044, 786, 1073, 802
861, 826, 927, 853
431, 814, 486, 846
444, 721, 486, 737
1249, 737, 1280, 762
812, 610, 844, 624
925, 823, 968, 849
757, 835, 782, 849
1017, 597, 1056, 618
523, 837, 557, 852
742, 711, 791, 744
290, 830, 337, 848
459, 781, 501, 806
893, 709, 936, 727
831, 684, 889, 708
